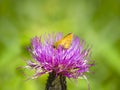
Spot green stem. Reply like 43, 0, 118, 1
45, 72, 66, 90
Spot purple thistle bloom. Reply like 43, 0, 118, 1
26, 32, 94, 80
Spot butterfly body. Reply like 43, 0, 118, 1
54, 33, 73, 49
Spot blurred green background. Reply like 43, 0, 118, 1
0, 0, 120, 90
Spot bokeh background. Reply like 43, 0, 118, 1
0, 0, 120, 90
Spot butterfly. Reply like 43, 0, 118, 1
53, 33, 73, 49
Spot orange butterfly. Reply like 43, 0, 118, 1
53, 33, 73, 49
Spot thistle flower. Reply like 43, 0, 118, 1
25, 32, 94, 90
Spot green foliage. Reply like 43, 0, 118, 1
0, 0, 120, 90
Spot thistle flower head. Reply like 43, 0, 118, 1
26, 33, 94, 79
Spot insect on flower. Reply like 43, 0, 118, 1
23, 32, 94, 90
53, 33, 73, 49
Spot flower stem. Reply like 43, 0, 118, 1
45, 72, 66, 90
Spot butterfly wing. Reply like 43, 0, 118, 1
54, 33, 73, 49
